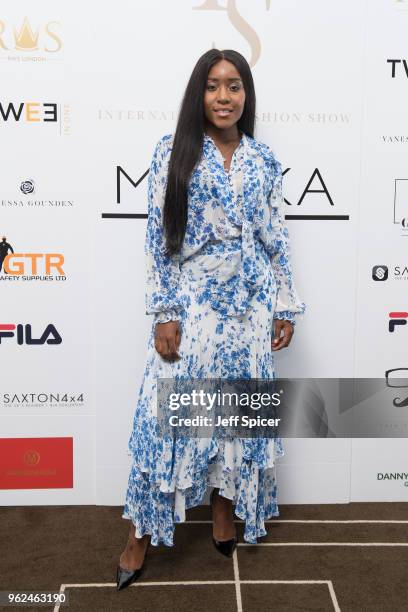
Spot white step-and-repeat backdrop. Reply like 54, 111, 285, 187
1, 0, 407, 506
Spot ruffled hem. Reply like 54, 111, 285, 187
273, 306, 306, 325
122, 426, 284, 547
153, 308, 183, 326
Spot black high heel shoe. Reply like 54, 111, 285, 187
210, 489, 237, 558
116, 540, 150, 591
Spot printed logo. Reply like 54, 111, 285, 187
393, 179, 408, 236
385, 368, 408, 407
388, 312, 408, 333
1, 392, 85, 409
0, 324, 62, 345
377, 472, 408, 486
0, 101, 71, 135
0, 237, 66, 281
0, 437, 73, 490
1, 181, 75, 209
20, 179, 35, 194
0, 17, 63, 62
382, 135, 408, 144
372, 265, 388, 281
102, 164, 350, 222
193, 0, 272, 68
373, 265, 408, 281
387, 59, 408, 78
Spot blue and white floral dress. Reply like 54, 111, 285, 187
122, 131, 305, 546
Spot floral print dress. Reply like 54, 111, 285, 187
122, 131, 305, 546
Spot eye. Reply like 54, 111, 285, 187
206, 84, 216, 91
230, 84, 242, 92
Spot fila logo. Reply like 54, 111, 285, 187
389, 312, 408, 333
0, 324, 62, 344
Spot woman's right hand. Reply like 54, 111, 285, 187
154, 320, 182, 362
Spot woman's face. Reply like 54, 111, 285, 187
203, 59, 246, 131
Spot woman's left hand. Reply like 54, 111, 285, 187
272, 320, 294, 351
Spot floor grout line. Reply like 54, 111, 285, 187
185, 519, 408, 524
327, 580, 342, 612
238, 542, 408, 546
232, 548, 243, 612
53, 579, 341, 611
53, 584, 65, 612
52, 517, 408, 611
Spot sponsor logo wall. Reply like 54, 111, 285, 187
0, 0, 406, 506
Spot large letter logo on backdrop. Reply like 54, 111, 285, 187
193, 0, 272, 67
0, 17, 62, 54
0, 102, 57, 122
388, 312, 408, 332
0, 324, 62, 345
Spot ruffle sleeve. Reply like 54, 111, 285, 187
144, 135, 184, 327
259, 154, 306, 325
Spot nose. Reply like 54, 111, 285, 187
216, 84, 231, 103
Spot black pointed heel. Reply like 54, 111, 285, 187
116, 541, 150, 591
210, 489, 238, 558
212, 534, 237, 557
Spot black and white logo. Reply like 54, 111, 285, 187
372, 265, 388, 281
20, 179, 35, 194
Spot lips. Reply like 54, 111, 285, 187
214, 109, 233, 117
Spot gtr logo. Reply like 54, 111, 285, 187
389, 312, 408, 332
0, 324, 62, 345
3, 253, 65, 275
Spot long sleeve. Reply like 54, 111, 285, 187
145, 135, 184, 326
263, 156, 306, 325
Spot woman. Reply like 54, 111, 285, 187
117, 48, 305, 590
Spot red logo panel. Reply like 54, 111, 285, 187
0, 437, 73, 489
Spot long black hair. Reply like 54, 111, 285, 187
163, 48, 256, 257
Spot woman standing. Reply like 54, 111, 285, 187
117, 48, 305, 590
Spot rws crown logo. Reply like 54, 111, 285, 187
194, 0, 272, 67
0, 17, 62, 62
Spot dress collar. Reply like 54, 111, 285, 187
203, 131, 248, 167
203, 130, 247, 150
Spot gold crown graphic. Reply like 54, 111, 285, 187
14, 17, 39, 51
